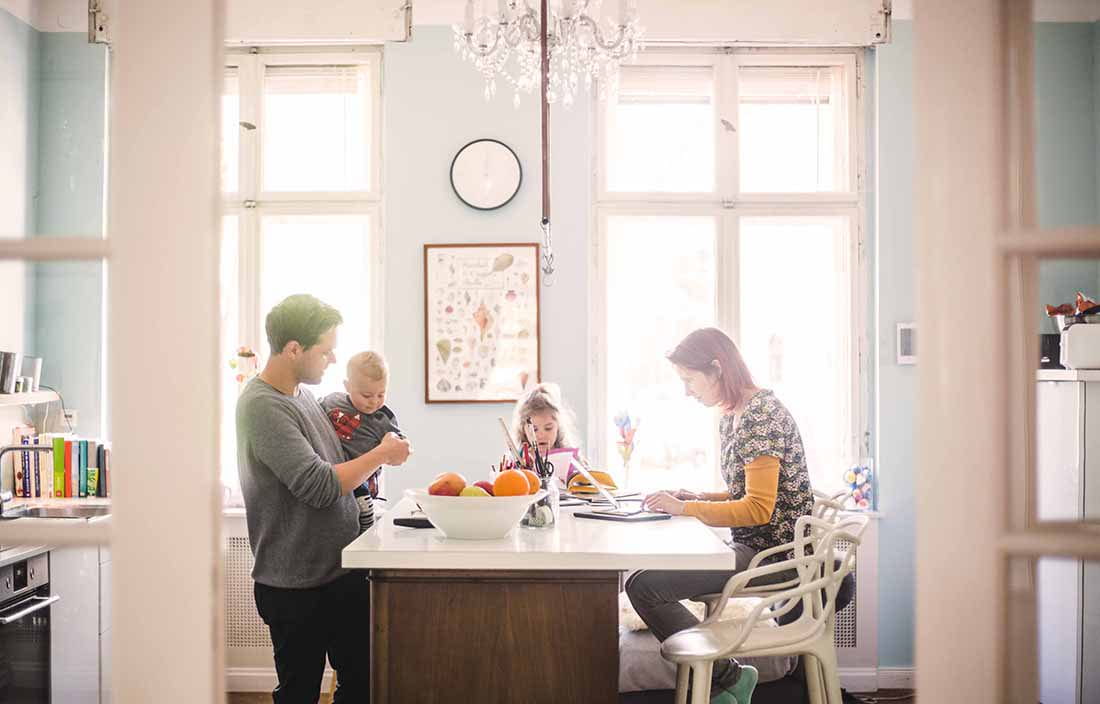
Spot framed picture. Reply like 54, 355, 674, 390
424, 243, 540, 403
897, 322, 917, 365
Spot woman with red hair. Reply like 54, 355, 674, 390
625, 327, 814, 704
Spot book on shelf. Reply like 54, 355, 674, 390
9, 425, 34, 497
52, 436, 65, 498
78, 439, 87, 498
64, 439, 73, 498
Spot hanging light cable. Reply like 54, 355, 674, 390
539, 0, 555, 285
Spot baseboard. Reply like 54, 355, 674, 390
226, 667, 333, 693
838, 667, 880, 692
228, 666, 913, 694
876, 667, 915, 690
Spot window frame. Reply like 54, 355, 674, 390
589, 47, 869, 493
220, 47, 385, 498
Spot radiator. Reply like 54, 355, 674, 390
223, 514, 880, 691
835, 516, 880, 691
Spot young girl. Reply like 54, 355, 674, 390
510, 383, 581, 478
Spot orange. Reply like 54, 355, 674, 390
519, 469, 540, 495
493, 469, 530, 497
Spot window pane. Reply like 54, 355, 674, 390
606, 66, 715, 193
222, 68, 240, 193
738, 65, 849, 193
263, 65, 371, 192
260, 214, 373, 395
604, 215, 719, 491
220, 216, 240, 501
738, 215, 853, 492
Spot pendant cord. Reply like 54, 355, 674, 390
539, 0, 555, 284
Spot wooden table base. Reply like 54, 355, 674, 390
369, 569, 620, 704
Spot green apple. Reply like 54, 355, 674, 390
459, 486, 491, 497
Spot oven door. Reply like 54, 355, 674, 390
0, 586, 57, 704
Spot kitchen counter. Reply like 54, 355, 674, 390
343, 497, 734, 571
343, 497, 737, 704
1038, 369, 1100, 382
0, 544, 49, 568
0, 498, 111, 546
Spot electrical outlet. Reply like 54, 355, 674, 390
63, 409, 78, 431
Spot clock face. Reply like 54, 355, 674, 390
450, 139, 522, 210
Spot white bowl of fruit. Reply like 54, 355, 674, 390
405, 470, 546, 540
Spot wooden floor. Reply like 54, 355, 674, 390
226, 689, 915, 703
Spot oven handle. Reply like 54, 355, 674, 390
0, 595, 59, 624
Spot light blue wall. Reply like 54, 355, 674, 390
0, 9, 39, 353
0, 9, 40, 482
873, 20, 917, 669
873, 19, 1100, 669
0, 12, 106, 439
381, 26, 590, 498
28, 33, 107, 438
1034, 23, 1100, 332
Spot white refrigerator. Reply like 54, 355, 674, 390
1037, 370, 1100, 704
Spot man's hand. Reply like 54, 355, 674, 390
379, 432, 412, 466
643, 491, 686, 516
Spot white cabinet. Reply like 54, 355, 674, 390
50, 546, 111, 703
1036, 375, 1100, 704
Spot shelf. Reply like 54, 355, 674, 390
0, 390, 60, 408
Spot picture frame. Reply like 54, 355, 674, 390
897, 322, 917, 365
424, 243, 540, 403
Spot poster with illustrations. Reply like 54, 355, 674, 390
424, 243, 540, 403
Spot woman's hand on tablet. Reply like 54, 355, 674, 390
643, 491, 686, 516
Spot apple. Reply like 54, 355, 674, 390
473, 480, 495, 496
428, 472, 466, 496
459, 486, 491, 497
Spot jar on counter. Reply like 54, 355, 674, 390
521, 475, 559, 528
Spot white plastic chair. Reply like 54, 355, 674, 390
691, 513, 851, 617
667, 516, 868, 704
811, 489, 850, 524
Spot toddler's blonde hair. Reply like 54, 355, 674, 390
347, 350, 388, 382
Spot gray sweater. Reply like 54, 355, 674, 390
236, 377, 359, 588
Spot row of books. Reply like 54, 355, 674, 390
9, 426, 111, 499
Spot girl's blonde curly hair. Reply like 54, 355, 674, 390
510, 382, 580, 452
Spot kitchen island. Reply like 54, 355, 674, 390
343, 497, 734, 704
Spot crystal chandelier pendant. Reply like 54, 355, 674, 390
452, 0, 644, 108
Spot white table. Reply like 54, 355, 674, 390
343, 496, 735, 571
342, 497, 735, 704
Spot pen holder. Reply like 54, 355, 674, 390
521, 476, 559, 528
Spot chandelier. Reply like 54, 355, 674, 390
453, 0, 644, 107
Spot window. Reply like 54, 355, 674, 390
220, 50, 383, 503
595, 51, 865, 494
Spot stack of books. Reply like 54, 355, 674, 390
8, 425, 111, 499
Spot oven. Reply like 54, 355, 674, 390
0, 554, 54, 704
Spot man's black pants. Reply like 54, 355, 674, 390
254, 571, 371, 703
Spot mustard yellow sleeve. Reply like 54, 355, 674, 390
698, 490, 733, 501
683, 456, 780, 527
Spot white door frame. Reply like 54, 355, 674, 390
108, 1, 223, 700
915, 2, 1100, 702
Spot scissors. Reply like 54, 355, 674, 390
523, 419, 554, 479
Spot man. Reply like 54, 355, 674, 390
237, 294, 411, 703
